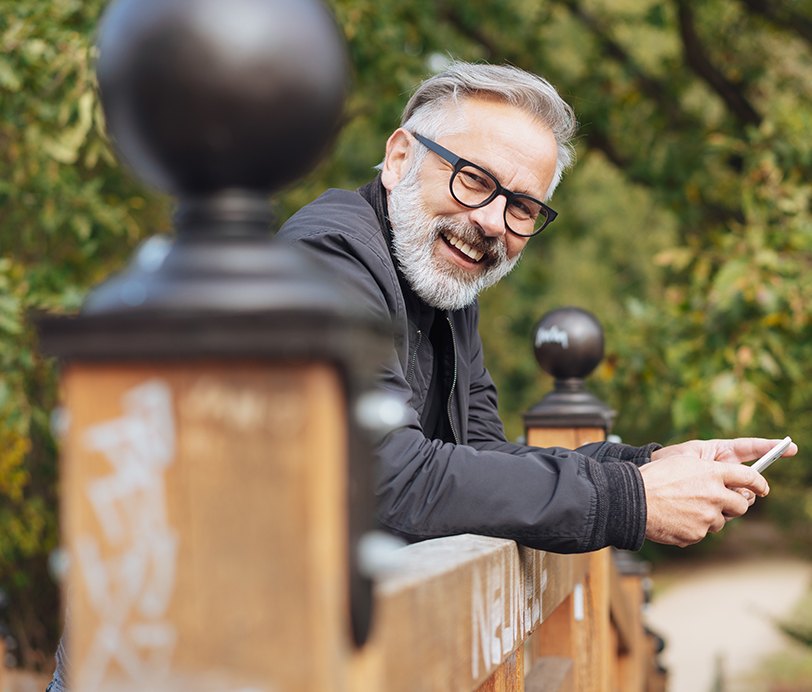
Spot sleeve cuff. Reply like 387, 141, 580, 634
600, 461, 647, 551
594, 441, 662, 467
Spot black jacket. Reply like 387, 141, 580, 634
277, 179, 652, 553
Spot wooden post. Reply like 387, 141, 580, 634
613, 550, 654, 692
524, 308, 616, 692
55, 362, 352, 691
616, 573, 646, 690
37, 1, 389, 689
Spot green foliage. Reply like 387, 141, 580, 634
3, 0, 812, 668
0, 0, 166, 667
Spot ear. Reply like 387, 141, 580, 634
380, 128, 414, 192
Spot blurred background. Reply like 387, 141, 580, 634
1, 0, 811, 688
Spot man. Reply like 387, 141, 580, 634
277, 61, 793, 552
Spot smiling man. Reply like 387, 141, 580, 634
384, 97, 555, 311
276, 61, 790, 553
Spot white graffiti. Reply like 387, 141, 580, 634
471, 551, 548, 679
76, 379, 178, 690
535, 325, 569, 350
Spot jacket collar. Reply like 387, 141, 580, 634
357, 174, 392, 247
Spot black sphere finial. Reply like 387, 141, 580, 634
533, 307, 604, 381
525, 307, 614, 432
82, 0, 353, 314
96, 0, 349, 196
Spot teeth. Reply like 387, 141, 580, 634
443, 232, 484, 262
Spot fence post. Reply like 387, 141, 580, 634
613, 551, 651, 692
37, 1, 388, 690
523, 307, 615, 692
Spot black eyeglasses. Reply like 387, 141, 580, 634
411, 132, 558, 237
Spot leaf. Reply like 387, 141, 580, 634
673, 390, 703, 430
0, 57, 21, 91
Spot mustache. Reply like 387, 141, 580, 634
432, 218, 506, 266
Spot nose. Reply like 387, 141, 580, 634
468, 194, 507, 238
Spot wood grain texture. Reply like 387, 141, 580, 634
475, 646, 523, 692
62, 362, 351, 691
616, 575, 646, 692
524, 657, 573, 692
54, 364, 662, 691
351, 535, 581, 692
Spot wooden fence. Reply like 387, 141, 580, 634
353, 536, 663, 691
27, 331, 669, 692
341, 420, 667, 692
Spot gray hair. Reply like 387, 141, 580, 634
399, 62, 578, 199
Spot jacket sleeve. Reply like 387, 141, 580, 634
393, 310, 648, 553
279, 200, 647, 554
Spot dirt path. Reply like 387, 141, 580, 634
645, 556, 812, 692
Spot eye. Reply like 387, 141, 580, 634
457, 167, 493, 192
508, 199, 540, 220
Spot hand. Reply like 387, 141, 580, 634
650, 437, 796, 504
651, 437, 798, 464
640, 455, 769, 547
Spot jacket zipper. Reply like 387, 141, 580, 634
446, 315, 460, 444
405, 328, 422, 385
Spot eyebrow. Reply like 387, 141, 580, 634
460, 149, 545, 200
413, 132, 548, 202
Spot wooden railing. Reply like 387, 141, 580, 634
36, 309, 670, 691
352, 535, 663, 691
343, 422, 666, 691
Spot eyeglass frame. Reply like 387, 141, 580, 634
410, 132, 558, 237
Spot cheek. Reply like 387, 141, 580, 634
418, 170, 463, 213
505, 235, 529, 260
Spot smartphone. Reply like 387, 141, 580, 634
750, 436, 793, 474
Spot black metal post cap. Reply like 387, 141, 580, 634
96, 0, 349, 195
533, 307, 604, 381
525, 307, 614, 431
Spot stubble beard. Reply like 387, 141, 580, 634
387, 171, 521, 311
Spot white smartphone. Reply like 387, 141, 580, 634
750, 436, 793, 474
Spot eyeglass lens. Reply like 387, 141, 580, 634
451, 165, 548, 236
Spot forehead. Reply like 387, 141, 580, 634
437, 96, 558, 197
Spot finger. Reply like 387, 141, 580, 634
709, 512, 727, 533
720, 488, 751, 519
720, 464, 769, 496
735, 487, 756, 505
719, 437, 798, 464
730, 487, 756, 507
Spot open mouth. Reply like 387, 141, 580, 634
440, 230, 485, 263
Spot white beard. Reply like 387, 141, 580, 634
387, 171, 521, 311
